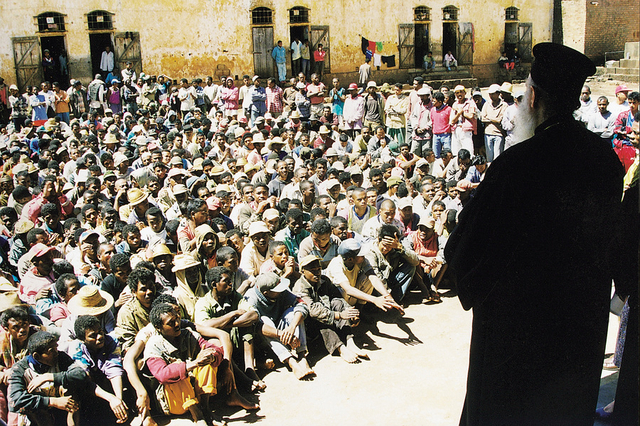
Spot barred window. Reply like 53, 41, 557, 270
414, 6, 431, 22
88, 11, 114, 30
252, 7, 273, 25
289, 6, 309, 24
443, 5, 458, 21
37, 12, 65, 32
505, 6, 519, 21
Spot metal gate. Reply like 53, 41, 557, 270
398, 24, 415, 69
12, 37, 42, 91
252, 27, 274, 78
114, 32, 142, 77
310, 26, 330, 72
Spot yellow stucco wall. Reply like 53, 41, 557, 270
1, 0, 553, 87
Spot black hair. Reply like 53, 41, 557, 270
151, 293, 178, 309
397, 183, 409, 198
472, 155, 487, 166
330, 215, 347, 228
12, 185, 31, 200
54, 273, 78, 298
0, 207, 17, 221
309, 207, 327, 222
150, 303, 176, 329
52, 260, 74, 278
127, 265, 156, 292
74, 315, 101, 341
205, 266, 232, 286
81, 204, 97, 217
109, 253, 131, 272
1, 306, 29, 328
187, 198, 207, 219
268, 240, 287, 256
216, 246, 237, 265
285, 208, 304, 223
369, 168, 383, 180
122, 224, 140, 240
41, 203, 59, 217
310, 218, 332, 235
457, 149, 471, 161
378, 224, 401, 240
165, 219, 180, 236
28, 331, 58, 356
26, 228, 46, 246
433, 92, 445, 103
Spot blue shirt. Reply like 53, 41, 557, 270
272, 45, 286, 64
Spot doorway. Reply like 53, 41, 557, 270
415, 23, 430, 68
40, 36, 68, 88
290, 25, 309, 78
504, 23, 518, 57
442, 22, 457, 60
89, 33, 113, 79
252, 27, 275, 79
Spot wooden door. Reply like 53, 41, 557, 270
518, 23, 533, 62
252, 27, 274, 78
114, 32, 143, 77
398, 24, 415, 69
310, 26, 330, 72
458, 22, 474, 65
12, 37, 42, 91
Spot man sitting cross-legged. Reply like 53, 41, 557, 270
293, 255, 368, 363
144, 303, 257, 426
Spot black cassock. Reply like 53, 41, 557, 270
445, 114, 624, 426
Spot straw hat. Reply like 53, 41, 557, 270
0, 278, 23, 312
171, 254, 201, 272
67, 286, 114, 316
14, 219, 34, 235
128, 188, 149, 206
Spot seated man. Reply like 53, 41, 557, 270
194, 266, 262, 389
35, 273, 80, 326
215, 247, 252, 295
19, 244, 57, 305
115, 266, 157, 352
259, 241, 300, 282
361, 199, 405, 243
9, 331, 88, 426
292, 255, 368, 364
297, 218, 341, 269
66, 316, 129, 425
240, 272, 314, 380
365, 224, 420, 303
403, 216, 444, 303
144, 303, 256, 425
274, 208, 309, 260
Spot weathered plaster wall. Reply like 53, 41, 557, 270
1, 0, 554, 87
561, 0, 587, 52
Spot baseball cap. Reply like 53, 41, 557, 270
263, 208, 280, 221
338, 238, 369, 257
299, 255, 323, 269
248, 221, 271, 237
488, 84, 502, 94
256, 272, 290, 293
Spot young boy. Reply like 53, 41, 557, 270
67, 316, 128, 425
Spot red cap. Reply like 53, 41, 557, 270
348, 83, 358, 90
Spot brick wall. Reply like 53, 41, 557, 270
584, 0, 640, 64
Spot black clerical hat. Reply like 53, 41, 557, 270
530, 43, 596, 99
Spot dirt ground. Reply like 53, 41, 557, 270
153, 76, 633, 426
153, 285, 620, 426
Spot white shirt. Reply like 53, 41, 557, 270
100, 51, 115, 72
178, 86, 196, 111
291, 41, 302, 60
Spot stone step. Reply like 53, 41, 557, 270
605, 60, 620, 68
596, 66, 639, 76
619, 58, 640, 68
593, 73, 640, 84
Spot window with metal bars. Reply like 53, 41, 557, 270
37, 12, 65, 32
414, 6, 431, 21
442, 5, 458, 21
88, 11, 114, 30
289, 7, 309, 24
505, 6, 519, 21
252, 7, 273, 25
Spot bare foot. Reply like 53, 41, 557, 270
142, 417, 158, 426
338, 345, 360, 363
226, 389, 260, 410
257, 358, 276, 370
289, 357, 315, 380
346, 338, 370, 360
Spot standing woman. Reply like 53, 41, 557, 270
219, 77, 239, 118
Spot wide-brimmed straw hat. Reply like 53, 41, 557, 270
67, 286, 114, 316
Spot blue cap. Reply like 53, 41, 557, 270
338, 238, 369, 257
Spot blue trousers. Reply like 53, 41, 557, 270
388, 262, 417, 302
433, 133, 452, 158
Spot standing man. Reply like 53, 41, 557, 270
291, 38, 302, 76
358, 59, 371, 86
481, 84, 507, 161
586, 96, 615, 142
450, 85, 477, 157
362, 82, 385, 131
343, 83, 365, 138
385, 83, 408, 145
313, 44, 326, 80
87, 74, 105, 116
248, 76, 267, 125
307, 73, 326, 118
445, 43, 624, 425
265, 77, 284, 119
272, 40, 287, 85
100, 46, 115, 80
329, 78, 346, 123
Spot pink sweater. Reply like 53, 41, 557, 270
430, 105, 452, 134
